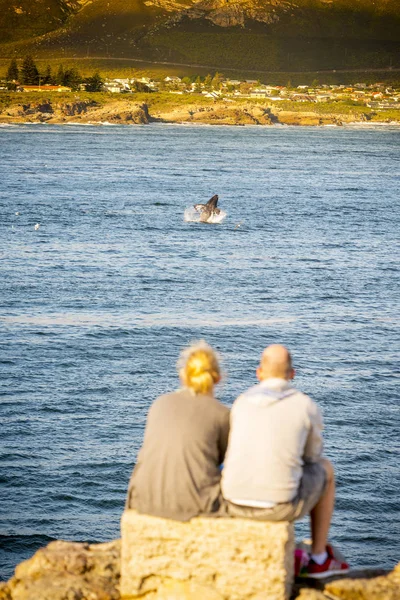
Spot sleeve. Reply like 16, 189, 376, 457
303, 400, 324, 463
218, 407, 231, 465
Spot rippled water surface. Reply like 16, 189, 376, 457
0, 123, 399, 579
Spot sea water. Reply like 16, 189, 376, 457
0, 123, 399, 579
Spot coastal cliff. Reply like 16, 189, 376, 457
0, 96, 396, 126
0, 99, 150, 125
0, 538, 399, 600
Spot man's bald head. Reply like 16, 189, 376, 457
256, 344, 294, 381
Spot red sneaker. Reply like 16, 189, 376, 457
294, 549, 310, 577
306, 545, 349, 579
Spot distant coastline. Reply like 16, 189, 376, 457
1, 93, 400, 127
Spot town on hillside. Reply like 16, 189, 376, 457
2, 57, 400, 110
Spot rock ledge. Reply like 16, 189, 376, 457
0, 538, 399, 600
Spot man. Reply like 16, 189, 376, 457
221, 344, 349, 578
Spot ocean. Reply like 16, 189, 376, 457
0, 122, 399, 579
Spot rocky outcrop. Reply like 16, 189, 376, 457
121, 511, 295, 600
295, 563, 400, 599
0, 540, 120, 600
183, 0, 287, 27
324, 563, 400, 600
273, 111, 343, 127
67, 101, 150, 124
0, 100, 150, 124
0, 97, 396, 127
60, 100, 98, 116
0, 537, 399, 600
145, 0, 295, 28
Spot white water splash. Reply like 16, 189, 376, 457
184, 207, 227, 224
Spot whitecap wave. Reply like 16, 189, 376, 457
184, 207, 227, 224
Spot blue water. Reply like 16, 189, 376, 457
0, 123, 399, 580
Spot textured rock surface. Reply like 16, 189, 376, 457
121, 510, 295, 600
0, 101, 150, 124
0, 540, 120, 600
0, 97, 383, 127
0, 536, 399, 600
324, 561, 400, 600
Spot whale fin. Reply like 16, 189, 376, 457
206, 195, 219, 209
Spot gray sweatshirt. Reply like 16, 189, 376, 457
221, 378, 323, 506
126, 388, 230, 521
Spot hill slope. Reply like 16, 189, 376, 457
1, 0, 400, 72
0, 0, 86, 44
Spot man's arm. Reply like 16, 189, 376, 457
303, 401, 324, 463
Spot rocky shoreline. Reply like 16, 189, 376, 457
1, 98, 398, 127
0, 539, 399, 600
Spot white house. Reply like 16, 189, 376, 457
104, 82, 122, 93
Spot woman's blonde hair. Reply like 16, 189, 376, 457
177, 340, 221, 395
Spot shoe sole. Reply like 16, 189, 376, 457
306, 568, 350, 579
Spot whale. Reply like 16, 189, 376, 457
194, 195, 221, 223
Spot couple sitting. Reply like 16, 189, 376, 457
126, 341, 349, 578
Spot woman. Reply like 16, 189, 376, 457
126, 341, 230, 521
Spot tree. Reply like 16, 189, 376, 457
211, 72, 223, 91
85, 72, 104, 92
181, 76, 192, 91
42, 65, 53, 85
240, 82, 252, 95
204, 74, 212, 91
194, 76, 202, 93
6, 58, 19, 82
132, 80, 151, 92
63, 68, 82, 90
21, 55, 39, 85
56, 65, 65, 85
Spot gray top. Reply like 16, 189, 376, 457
126, 388, 230, 521
222, 378, 323, 506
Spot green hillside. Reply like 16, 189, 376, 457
1, 0, 400, 73
139, 21, 400, 72
0, 0, 82, 44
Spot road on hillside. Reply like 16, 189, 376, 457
50, 55, 400, 75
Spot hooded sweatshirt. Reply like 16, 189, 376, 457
221, 378, 323, 506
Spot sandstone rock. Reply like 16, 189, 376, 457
76, 101, 150, 124
293, 590, 327, 600
121, 510, 295, 600
60, 101, 97, 116
324, 562, 400, 600
1, 535, 399, 600
275, 112, 321, 126
4, 540, 120, 600
153, 580, 224, 599
36, 102, 54, 114
0, 582, 12, 600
